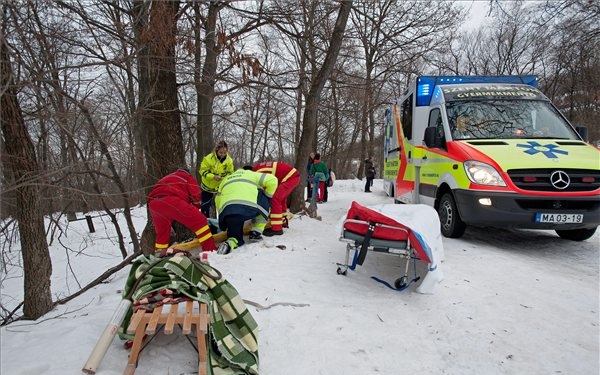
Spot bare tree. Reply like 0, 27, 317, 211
290, 0, 353, 213
193, 1, 269, 164
135, 0, 187, 252
348, 1, 465, 176
448, 0, 599, 143
536, 0, 600, 143
195, 1, 224, 160
1, 22, 53, 319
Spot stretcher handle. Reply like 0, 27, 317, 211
342, 218, 410, 237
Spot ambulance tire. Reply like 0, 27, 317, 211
555, 227, 596, 241
438, 193, 466, 238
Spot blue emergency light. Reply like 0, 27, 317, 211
415, 75, 538, 106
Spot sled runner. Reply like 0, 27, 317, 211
337, 201, 444, 293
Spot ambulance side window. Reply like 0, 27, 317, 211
401, 95, 413, 140
428, 108, 446, 148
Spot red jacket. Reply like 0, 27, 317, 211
148, 169, 202, 208
253, 161, 299, 183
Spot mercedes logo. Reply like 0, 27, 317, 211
550, 170, 570, 190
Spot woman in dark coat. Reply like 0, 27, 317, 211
306, 152, 315, 200
364, 156, 376, 192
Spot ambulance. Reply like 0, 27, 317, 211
383, 75, 599, 241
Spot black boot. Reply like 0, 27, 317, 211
263, 228, 283, 236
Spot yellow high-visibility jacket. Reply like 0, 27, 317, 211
216, 169, 278, 217
199, 151, 234, 193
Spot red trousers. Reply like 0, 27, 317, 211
149, 196, 216, 251
317, 181, 325, 201
269, 174, 300, 231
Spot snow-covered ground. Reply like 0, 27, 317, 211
1, 179, 598, 375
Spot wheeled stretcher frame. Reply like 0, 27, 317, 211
337, 219, 421, 290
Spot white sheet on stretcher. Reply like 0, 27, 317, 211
337, 203, 445, 294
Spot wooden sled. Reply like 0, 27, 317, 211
172, 212, 294, 251
123, 300, 209, 375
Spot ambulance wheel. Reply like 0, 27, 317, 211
438, 193, 466, 238
555, 227, 596, 241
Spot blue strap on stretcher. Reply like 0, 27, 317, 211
347, 247, 419, 291
370, 254, 420, 291
370, 276, 406, 291
370, 275, 421, 291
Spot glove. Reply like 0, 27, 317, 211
158, 247, 188, 258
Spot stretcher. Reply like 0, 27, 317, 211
337, 201, 443, 293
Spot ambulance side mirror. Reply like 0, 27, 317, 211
575, 126, 588, 142
424, 126, 442, 148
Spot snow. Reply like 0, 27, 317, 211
1, 179, 598, 375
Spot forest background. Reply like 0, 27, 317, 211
1, 0, 599, 321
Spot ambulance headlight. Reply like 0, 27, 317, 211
464, 161, 506, 186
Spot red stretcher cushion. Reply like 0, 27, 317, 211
344, 201, 410, 241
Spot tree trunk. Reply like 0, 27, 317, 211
0, 31, 53, 319
137, 0, 186, 253
196, 2, 224, 163
290, 0, 353, 213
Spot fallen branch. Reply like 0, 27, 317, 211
0, 301, 23, 326
1, 250, 142, 326
54, 249, 143, 307
243, 300, 310, 310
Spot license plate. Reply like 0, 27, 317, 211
535, 213, 584, 224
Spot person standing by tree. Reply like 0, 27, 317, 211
248, 161, 300, 236
305, 152, 315, 201
364, 156, 376, 193
309, 153, 329, 203
198, 140, 234, 217
215, 169, 279, 254
148, 168, 217, 254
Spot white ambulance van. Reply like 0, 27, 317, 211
383, 75, 599, 241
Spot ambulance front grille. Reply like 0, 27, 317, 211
507, 168, 600, 192
514, 199, 599, 211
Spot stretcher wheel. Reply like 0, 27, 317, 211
394, 276, 408, 289
337, 267, 347, 275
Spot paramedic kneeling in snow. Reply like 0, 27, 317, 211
216, 169, 278, 254
148, 168, 217, 254
249, 161, 300, 236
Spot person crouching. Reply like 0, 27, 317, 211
215, 169, 279, 254
248, 161, 300, 236
148, 168, 217, 255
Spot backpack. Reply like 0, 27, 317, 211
327, 170, 336, 187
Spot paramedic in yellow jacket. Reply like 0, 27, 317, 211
199, 140, 234, 217
215, 169, 278, 254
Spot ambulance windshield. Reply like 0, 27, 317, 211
446, 100, 579, 140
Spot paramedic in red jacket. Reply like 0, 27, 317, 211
148, 168, 217, 253
249, 161, 300, 236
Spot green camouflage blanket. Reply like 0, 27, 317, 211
118, 254, 259, 375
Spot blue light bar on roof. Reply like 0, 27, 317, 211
416, 76, 435, 106
415, 75, 538, 106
